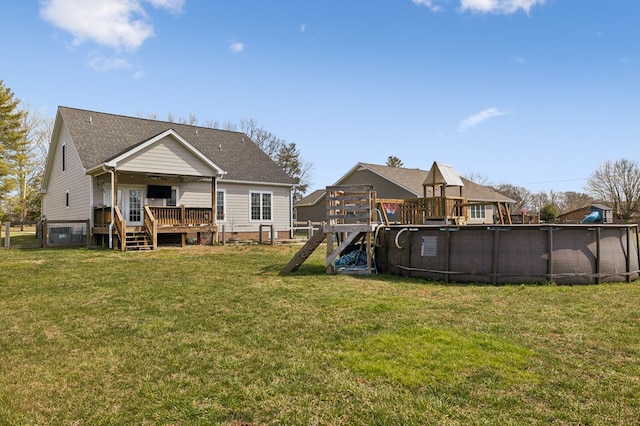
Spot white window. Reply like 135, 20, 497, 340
166, 188, 178, 207
250, 191, 272, 221
216, 190, 225, 221
469, 205, 486, 219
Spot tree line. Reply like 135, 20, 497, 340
0, 80, 313, 224
1, 77, 639, 224
386, 156, 640, 222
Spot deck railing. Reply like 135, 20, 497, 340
113, 207, 126, 251
94, 205, 213, 227
400, 197, 467, 224
143, 206, 158, 249
148, 206, 213, 226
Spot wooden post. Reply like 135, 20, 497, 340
221, 224, 226, 246
4, 222, 9, 249
113, 172, 118, 207
42, 219, 48, 248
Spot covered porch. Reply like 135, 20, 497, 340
93, 205, 217, 251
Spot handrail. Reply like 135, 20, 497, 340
143, 206, 158, 249
113, 206, 126, 251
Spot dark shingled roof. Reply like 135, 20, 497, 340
58, 106, 296, 185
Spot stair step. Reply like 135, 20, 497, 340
124, 231, 153, 251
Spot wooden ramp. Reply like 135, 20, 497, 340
280, 227, 326, 274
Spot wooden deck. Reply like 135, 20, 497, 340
93, 205, 217, 250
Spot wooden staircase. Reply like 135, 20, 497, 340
124, 227, 153, 251
280, 228, 326, 274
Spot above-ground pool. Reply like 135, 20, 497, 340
375, 224, 640, 284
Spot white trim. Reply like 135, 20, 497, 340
216, 188, 227, 222
249, 190, 273, 222
219, 178, 295, 188
164, 187, 179, 207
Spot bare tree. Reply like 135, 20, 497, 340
145, 113, 314, 200
491, 183, 533, 212
464, 172, 492, 186
561, 191, 593, 213
586, 159, 640, 221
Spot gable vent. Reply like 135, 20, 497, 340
89, 116, 93, 124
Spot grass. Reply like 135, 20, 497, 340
1, 226, 39, 249
1, 244, 640, 425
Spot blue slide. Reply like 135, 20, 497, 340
581, 211, 602, 224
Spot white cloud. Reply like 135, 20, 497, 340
229, 40, 245, 54
40, 0, 185, 51
458, 107, 507, 132
411, 0, 546, 14
412, 0, 444, 12
459, 0, 546, 14
87, 51, 131, 71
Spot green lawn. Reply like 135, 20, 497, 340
1, 245, 639, 425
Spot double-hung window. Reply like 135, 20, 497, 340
250, 191, 272, 221
216, 190, 225, 220
469, 204, 486, 220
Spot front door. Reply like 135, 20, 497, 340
121, 188, 143, 226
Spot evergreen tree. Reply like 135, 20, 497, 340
386, 156, 403, 168
539, 203, 559, 222
0, 80, 27, 204
276, 142, 311, 202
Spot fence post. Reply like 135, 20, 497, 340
307, 220, 313, 239
4, 222, 10, 249
42, 219, 48, 248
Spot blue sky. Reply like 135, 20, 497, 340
2, 0, 638, 194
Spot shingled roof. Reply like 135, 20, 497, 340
56, 106, 296, 185
354, 163, 514, 203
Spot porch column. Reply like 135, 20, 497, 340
211, 176, 217, 245
113, 171, 118, 207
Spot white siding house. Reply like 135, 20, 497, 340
41, 107, 297, 249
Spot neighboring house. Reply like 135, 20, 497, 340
41, 106, 296, 250
557, 204, 614, 224
295, 162, 515, 225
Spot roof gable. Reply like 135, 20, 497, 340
106, 129, 225, 177
423, 162, 464, 187
335, 162, 425, 196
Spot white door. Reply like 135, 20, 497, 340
121, 188, 143, 226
